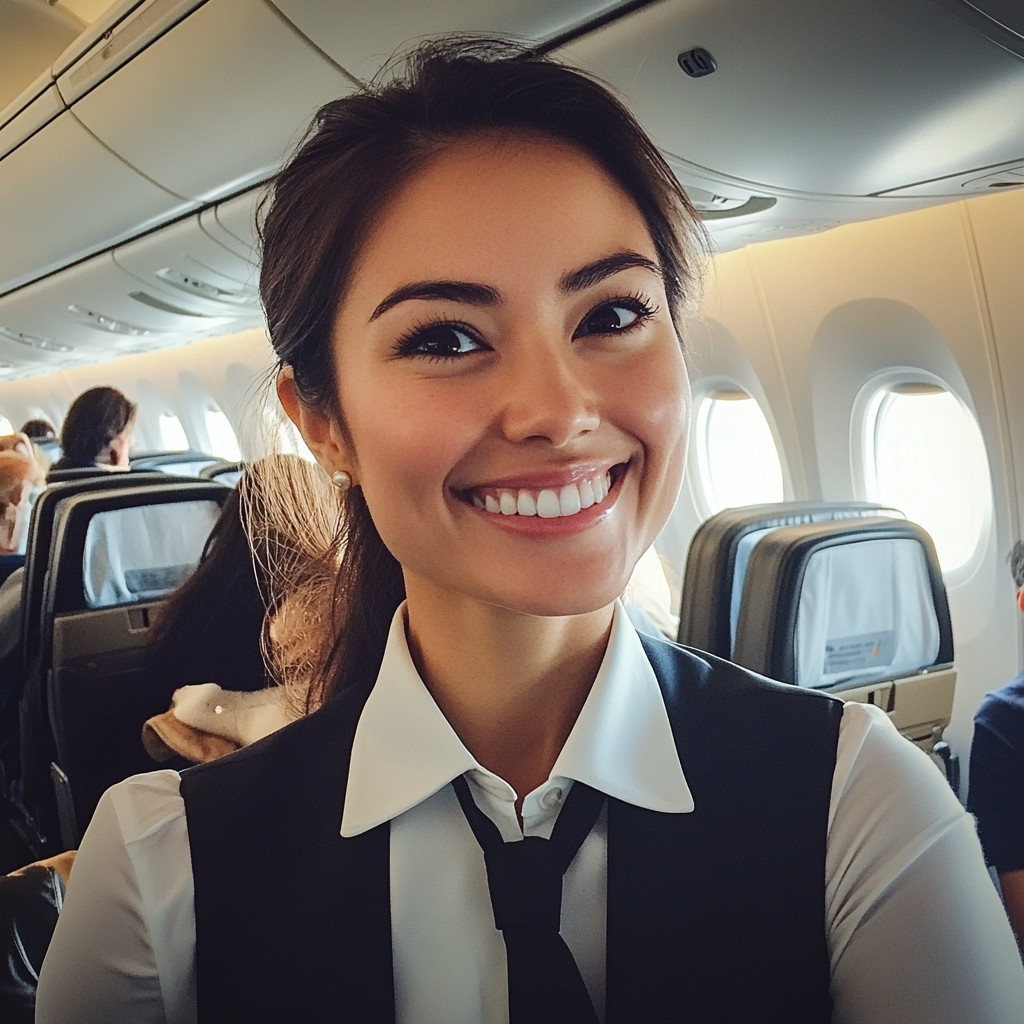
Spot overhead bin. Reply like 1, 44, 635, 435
200, 188, 262, 261
0, 72, 62, 160
67, 0, 354, 203
268, 0, 629, 80
55, 0, 206, 105
560, 0, 1024, 199
0, 111, 188, 297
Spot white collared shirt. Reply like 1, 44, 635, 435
37, 602, 1024, 1024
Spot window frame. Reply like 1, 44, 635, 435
689, 379, 786, 518
851, 367, 993, 583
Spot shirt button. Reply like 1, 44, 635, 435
540, 786, 564, 810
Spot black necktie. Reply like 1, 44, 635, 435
451, 773, 605, 1024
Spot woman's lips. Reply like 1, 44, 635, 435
457, 462, 627, 520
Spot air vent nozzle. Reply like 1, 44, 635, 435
0, 326, 73, 353
68, 305, 154, 338
678, 47, 717, 78
156, 268, 256, 306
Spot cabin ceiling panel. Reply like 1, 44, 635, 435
0, 110, 189, 296
114, 214, 261, 323
268, 0, 629, 80
0, 248, 244, 373
69, 0, 354, 203
561, 0, 1024, 199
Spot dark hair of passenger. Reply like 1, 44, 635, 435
145, 486, 270, 695
19, 419, 56, 441
257, 37, 703, 710
58, 386, 136, 466
1009, 540, 1024, 589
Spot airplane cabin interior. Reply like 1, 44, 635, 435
2, 0, 1024, 1017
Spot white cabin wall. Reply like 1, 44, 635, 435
0, 327, 273, 455
676, 188, 1024, 783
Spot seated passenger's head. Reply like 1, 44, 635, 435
0, 450, 44, 554
60, 386, 137, 469
20, 418, 57, 442
1010, 541, 1024, 614
260, 39, 702, 707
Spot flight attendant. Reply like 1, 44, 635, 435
37, 38, 1024, 1023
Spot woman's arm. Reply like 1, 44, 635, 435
35, 771, 196, 1024
827, 703, 1024, 1024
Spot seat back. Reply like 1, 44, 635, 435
678, 502, 900, 658
199, 460, 244, 487
732, 516, 956, 760
42, 482, 228, 845
9, 473, 177, 856
130, 450, 220, 478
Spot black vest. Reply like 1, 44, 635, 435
181, 636, 844, 1023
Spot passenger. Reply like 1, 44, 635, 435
968, 541, 1024, 957
18, 418, 60, 471
37, 39, 1024, 1022
0, 451, 45, 716
19, 418, 57, 444
49, 386, 136, 474
140, 457, 329, 763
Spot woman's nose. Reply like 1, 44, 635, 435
498, 343, 601, 447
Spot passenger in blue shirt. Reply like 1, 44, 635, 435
969, 540, 1024, 954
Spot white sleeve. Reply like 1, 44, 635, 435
827, 702, 1024, 1024
35, 770, 197, 1024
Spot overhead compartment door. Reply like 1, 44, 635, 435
67, 0, 355, 204
0, 111, 188, 297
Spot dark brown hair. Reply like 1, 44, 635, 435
59, 386, 136, 466
259, 37, 703, 708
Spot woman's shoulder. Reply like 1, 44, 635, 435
100, 768, 186, 846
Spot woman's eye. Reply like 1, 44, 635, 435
576, 300, 650, 338
399, 324, 485, 359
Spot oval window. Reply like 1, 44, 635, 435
0, 416, 13, 437
864, 383, 991, 571
695, 389, 784, 513
204, 408, 242, 461
158, 412, 189, 451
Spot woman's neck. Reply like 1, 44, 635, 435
403, 574, 614, 807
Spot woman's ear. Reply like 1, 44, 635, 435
277, 367, 354, 474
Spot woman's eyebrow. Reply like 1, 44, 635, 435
559, 250, 662, 294
369, 281, 501, 322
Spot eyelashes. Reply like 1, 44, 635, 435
391, 293, 658, 362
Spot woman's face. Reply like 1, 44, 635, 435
324, 135, 690, 616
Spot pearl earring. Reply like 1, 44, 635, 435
331, 470, 352, 492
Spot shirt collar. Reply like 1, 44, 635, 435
340, 600, 694, 838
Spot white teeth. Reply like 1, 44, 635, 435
517, 489, 537, 516
559, 484, 581, 516
536, 489, 561, 518
473, 469, 617, 518
578, 479, 595, 509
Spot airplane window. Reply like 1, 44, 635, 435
864, 383, 991, 572
158, 412, 189, 451
204, 408, 242, 461
695, 389, 784, 513
0, 416, 13, 436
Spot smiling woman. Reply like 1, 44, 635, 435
36, 36, 1024, 1024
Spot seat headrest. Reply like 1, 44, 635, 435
794, 536, 941, 689
82, 499, 221, 608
